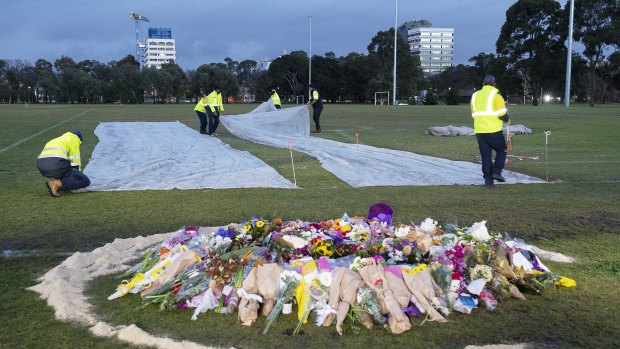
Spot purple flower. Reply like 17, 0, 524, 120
215, 227, 235, 239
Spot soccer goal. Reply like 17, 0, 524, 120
374, 91, 389, 105
295, 95, 305, 105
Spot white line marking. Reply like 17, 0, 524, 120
0, 108, 94, 154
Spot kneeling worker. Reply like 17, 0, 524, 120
36, 131, 91, 197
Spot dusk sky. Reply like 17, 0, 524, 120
0, 0, 537, 69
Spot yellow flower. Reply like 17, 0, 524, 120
315, 243, 333, 257
555, 276, 577, 288
256, 220, 265, 228
333, 219, 341, 230
341, 224, 351, 233
243, 224, 251, 232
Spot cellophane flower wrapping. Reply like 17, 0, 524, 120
355, 287, 386, 326
262, 269, 302, 334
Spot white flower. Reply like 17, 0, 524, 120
395, 225, 411, 238
318, 271, 332, 287
466, 220, 491, 242
381, 237, 394, 248
280, 270, 302, 288
349, 256, 364, 271
300, 230, 312, 238
418, 218, 438, 234
281, 235, 308, 249
470, 264, 493, 282
348, 224, 369, 242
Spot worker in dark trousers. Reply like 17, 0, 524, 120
306, 84, 323, 133
470, 75, 510, 187
36, 131, 90, 196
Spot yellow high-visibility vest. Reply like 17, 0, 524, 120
37, 132, 83, 170
271, 92, 281, 106
216, 92, 224, 112
194, 96, 208, 113
470, 85, 507, 133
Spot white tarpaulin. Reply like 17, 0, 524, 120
82, 121, 296, 191
221, 104, 545, 187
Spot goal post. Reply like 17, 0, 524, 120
374, 91, 389, 105
296, 95, 305, 105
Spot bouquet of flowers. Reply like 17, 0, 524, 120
293, 261, 329, 335
353, 287, 387, 327
263, 270, 302, 334
242, 216, 271, 242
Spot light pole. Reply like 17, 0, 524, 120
308, 15, 313, 100
27, 86, 31, 104
392, 0, 398, 105
564, 0, 574, 107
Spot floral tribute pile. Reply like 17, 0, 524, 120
108, 203, 575, 335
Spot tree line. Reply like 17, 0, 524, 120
1, 0, 618, 106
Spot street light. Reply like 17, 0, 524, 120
308, 15, 312, 100
392, 0, 398, 106
564, 0, 575, 107
27, 86, 31, 104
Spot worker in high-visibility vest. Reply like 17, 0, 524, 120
470, 75, 510, 187
270, 89, 281, 109
35, 131, 90, 196
205, 86, 224, 136
194, 92, 209, 134
306, 84, 323, 133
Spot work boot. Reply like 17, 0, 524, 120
48, 179, 62, 197
492, 174, 506, 182
313, 127, 321, 133
199, 130, 207, 134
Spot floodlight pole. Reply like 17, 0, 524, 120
564, 0, 575, 107
392, 0, 398, 106
308, 15, 312, 98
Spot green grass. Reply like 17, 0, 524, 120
0, 102, 619, 348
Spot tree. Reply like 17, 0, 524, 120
311, 52, 342, 102
160, 62, 187, 103
195, 64, 239, 100
367, 28, 421, 101
496, 0, 566, 106
267, 51, 308, 98
572, 0, 620, 105
340, 53, 373, 102
445, 88, 460, 105
423, 88, 438, 105
35, 59, 57, 103
110, 55, 143, 103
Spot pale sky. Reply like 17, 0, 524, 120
0, 0, 527, 69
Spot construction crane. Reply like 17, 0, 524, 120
130, 12, 150, 70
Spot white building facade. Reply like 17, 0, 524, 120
142, 27, 176, 69
398, 20, 454, 76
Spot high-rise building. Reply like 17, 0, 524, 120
398, 19, 454, 76
142, 27, 176, 69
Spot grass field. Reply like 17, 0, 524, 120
0, 102, 618, 348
